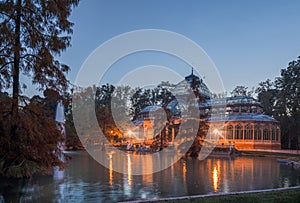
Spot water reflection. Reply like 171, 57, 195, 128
212, 162, 220, 192
123, 154, 132, 197
182, 160, 187, 186
127, 154, 132, 186
1, 151, 300, 202
109, 153, 113, 186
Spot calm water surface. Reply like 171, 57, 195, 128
1, 151, 300, 202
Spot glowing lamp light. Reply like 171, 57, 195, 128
213, 129, 219, 135
127, 130, 132, 136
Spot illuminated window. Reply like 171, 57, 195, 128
263, 128, 270, 140
227, 125, 233, 139
254, 125, 261, 140
244, 124, 253, 140
235, 125, 243, 139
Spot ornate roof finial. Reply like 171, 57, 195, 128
191, 67, 194, 75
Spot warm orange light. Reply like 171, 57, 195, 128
213, 165, 219, 192
182, 161, 187, 184
127, 154, 132, 186
213, 129, 219, 135
109, 154, 113, 186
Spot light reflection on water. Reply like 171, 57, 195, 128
109, 153, 113, 186
212, 162, 220, 192
1, 150, 300, 202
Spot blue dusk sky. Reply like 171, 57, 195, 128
27, 0, 300, 96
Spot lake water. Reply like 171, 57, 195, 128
1, 151, 300, 202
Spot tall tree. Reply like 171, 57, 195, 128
130, 87, 146, 120
111, 85, 132, 134
0, 0, 79, 178
274, 56, 300, 149
255, 79, 278, 116
0, 0, 79, 138
95, 84, 115, 134
255, 57, 300, 149
230, 85, 254, 97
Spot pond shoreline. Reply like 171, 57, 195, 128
1, 150, 300, 202
240, 150, 300, 168
122, 186, 300, 203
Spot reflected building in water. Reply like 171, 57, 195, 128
2, 151, 300, 202
184, 156, 284, 194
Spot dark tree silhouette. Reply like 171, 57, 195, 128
255, 56, 300, 149
274, 56, 300, 149
0, 0, 79, 177
0, 0, 79, 138
231, 85, 254, 97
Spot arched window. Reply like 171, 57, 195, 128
244, 124, 253, 140
254, 124, 261, 140
271, 127, 276, 140
227, 125, 233, 139
263, 128, 270, 140
235, 125, 243, 139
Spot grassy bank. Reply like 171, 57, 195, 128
146, 187, 300, 203
240, 150, 298, 157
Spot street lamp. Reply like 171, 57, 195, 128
127, 130, 132, 137
213, 128, 219, 136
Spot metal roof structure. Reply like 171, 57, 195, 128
208, 113, 278, 123
199, 96, 262, 108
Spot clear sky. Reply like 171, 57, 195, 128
28, 0, 300, 96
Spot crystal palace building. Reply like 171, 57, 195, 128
136, 71, 281, 150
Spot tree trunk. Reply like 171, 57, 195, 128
11, 0, 22, 139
